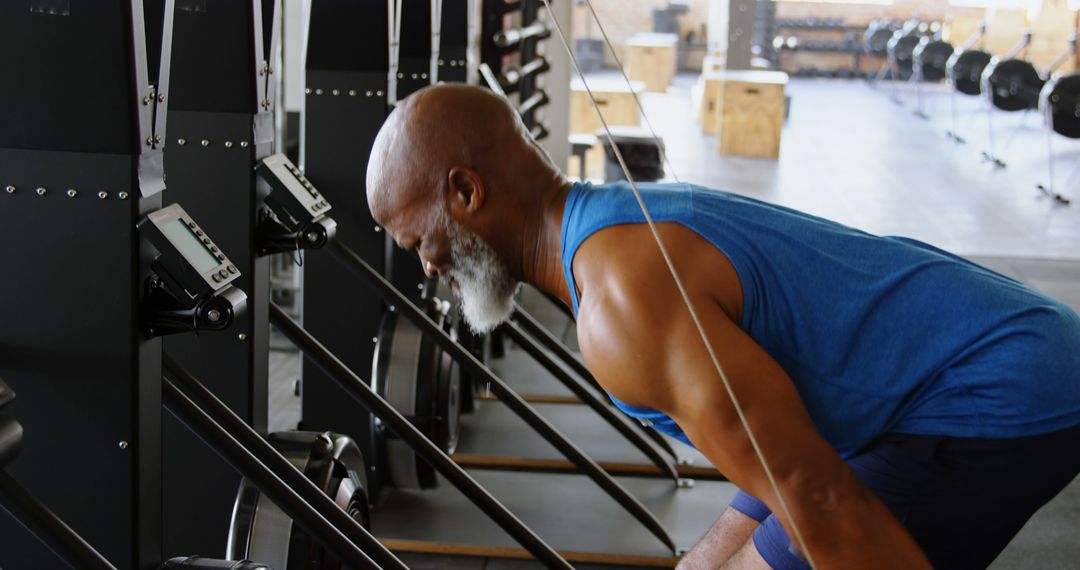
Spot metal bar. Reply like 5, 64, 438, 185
453, 454, 727, 480
493, 21, 549, 49
267, 303, 573, 569
325, 239, 677, 553
0, 416, 20, 469
500, 319, 680, 483
510, 304, 681, 461
0, 470, 118, 570
161, 379, 380, 570
517, 89, 549, 116
162, 356, 406, 570
500, 56, 549, 93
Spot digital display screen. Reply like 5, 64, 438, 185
287, 174, 320, 208
161, 218, 220, 274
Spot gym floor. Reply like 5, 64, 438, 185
270, 76, 1080, 568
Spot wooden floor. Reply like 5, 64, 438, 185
266, 75, 1080, 568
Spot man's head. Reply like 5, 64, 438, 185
366, 84, 560, 333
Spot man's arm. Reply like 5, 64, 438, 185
573, 226, 929, 569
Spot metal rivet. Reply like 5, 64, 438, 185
411, 73, 418, 79
142, 95, 152, 105
238, 333, 247, 341
158, 94, 165, 102
240, 141, 249, 148
332, 89, 340, 96
201, 140, 210, 147
153, 135, 161, 144
372, 337, 378, 343
373, 225, 382, 232
417, 283, 424, 290
118, 192, 129, 200
348, 90, 357, 96
305, 88, 312, 94
366, 90, 373, 97
118, 441, 129, 450
66, 189, 77, 198
225, 141, 233, 148
98, 191, 108, 199
178, 138, 186, 146
315, 88, 324, 95
677, 478, 695, 489
420, 73, 428, 79
376, 90, 384, 97
439, 59, 445, 65
397, 73, 404, 78
5, 185, 15, 194
36, 187, 47, 196
146, 136, 154, 146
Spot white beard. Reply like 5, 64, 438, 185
439, 213, 520, 334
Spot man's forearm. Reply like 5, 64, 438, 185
787, 479, 930, 569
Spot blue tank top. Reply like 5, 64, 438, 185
561, 181, 1080, 457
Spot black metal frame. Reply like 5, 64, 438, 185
161, 375, 380, 570
322, 240, 676, 552
268, 304, 573, 569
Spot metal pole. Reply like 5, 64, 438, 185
0, 470, 117, 570
510, 304, 681, 462
500, 319, 680, 482
267, 304, 574, 569
161, 379, 381, 570
324, 239, 677, 553
162, 356, 407, 570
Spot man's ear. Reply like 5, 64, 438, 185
447, 166, 485, 215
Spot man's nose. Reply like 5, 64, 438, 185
423, 259, 441, 278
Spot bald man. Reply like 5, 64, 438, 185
365, 84, 1080, 569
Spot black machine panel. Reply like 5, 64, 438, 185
397, 0, 435, 99
0, 2, 148, 154
0, 3, 168, 568
439, 0, 470, 83
304, 0, 394, 498
0, 151, 164, 570
169, 0, 263, 113
161, 0, 275, 558
306, 0, 389, 72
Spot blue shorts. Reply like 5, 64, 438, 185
729, 424, 1080, 569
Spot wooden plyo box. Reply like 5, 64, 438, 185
570, 79, 645, 179
625, 33, 679, 93
708, 70, 789, 159
570, 78, 644, 135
